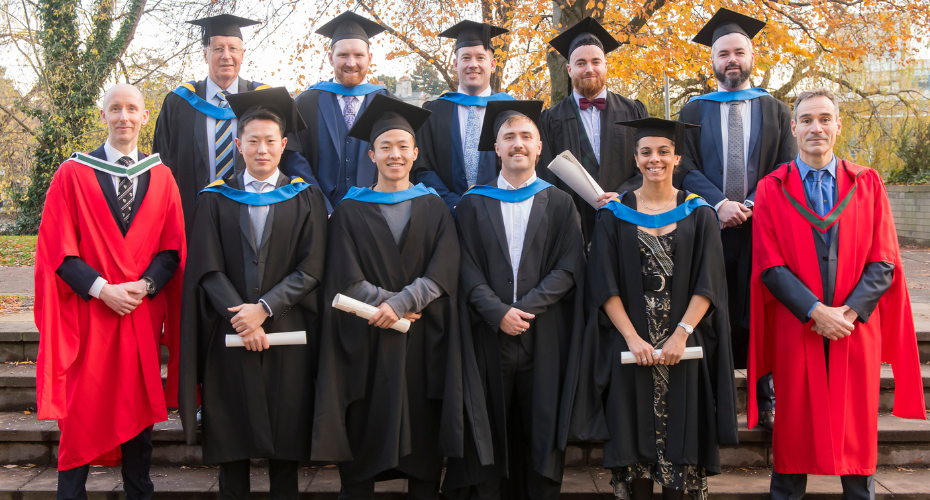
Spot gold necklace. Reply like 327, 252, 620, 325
636, 189, 676, 211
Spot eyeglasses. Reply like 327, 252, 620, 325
209, 46, 243, 55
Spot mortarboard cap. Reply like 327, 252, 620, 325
187, 14, 260, 46
316, 11, 387, 46
548, 16, 620, 61
477, 100, 544, 151
439, 20, 509, 52
347, 93, 432, 145
616, 117, 700, 155
692, 8, 766, 48
226, 87, 307, 135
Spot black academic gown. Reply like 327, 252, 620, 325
678, 96, 796, 366
538, 92, 648, 246
443, 186, 586, 493
153, 77, 312, 232
413, 97, 503, 212
312, 193, 464, 485
580, 192, 738, 474
178, 174, 328, 464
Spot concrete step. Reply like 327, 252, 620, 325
0, 465, 926, 499
0, 412, 927, 469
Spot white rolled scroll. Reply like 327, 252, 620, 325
332, 294, 411, 333
546, 150, 606, 208
621, 346, 704, 364
225, 331, 307, 347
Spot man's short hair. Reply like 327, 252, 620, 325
237, 107, 286, 138
794, 88, 840, 120
498, 114, 538, 137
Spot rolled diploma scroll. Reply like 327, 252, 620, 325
225, 331, 306, 347
621, 346, 704, 364
546, 150, 605, 208
332, 293, 411, 333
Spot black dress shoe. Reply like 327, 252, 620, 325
196, 406, 202, 429
759, 410, 775, 432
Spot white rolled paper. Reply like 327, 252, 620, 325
546, 150, 606, 208
621, 346, 704, 364
332, 293, 411, 333
225, 331, 307, 347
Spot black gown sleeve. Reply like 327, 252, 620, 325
456, 200, 511, 329
142, 250, 181, 297
56, 256, 101, 301
261, 270, 320, 317
200, 271, 245, 320
843, 262, 895, 323
760, 266, 820, 324
511, 269, 574, 315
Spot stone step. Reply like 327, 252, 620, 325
0, 465, 926, 499
0, 412, 927, 469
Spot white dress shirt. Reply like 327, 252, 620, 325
243, 168, 281, 316
498, 173, 537, 301
457, 86, 492, 147
572, 88, 608, 164
718, 98, 752, 208
89, 142, 142, 298
206, 77, 240, 180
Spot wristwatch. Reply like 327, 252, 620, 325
677, 321, 694, 335
142, 276, 156, 295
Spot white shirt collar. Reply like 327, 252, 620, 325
103, 140, 139, 163
572, 88, 608, 109
243, 168, 281, 189
457, 86, 493, 97
206, 77, 238, 101
497, 172, 537, 190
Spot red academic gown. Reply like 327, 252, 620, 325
748, 160, 926, 476
34, 159, 186, 470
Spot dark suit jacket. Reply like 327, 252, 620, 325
56, 145, 180, 301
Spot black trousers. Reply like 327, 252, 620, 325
57, 427, 153, 500
338, 476, 440, 500
770, 471, 875, 500
219, 459, 299, 500
473, 338, 561, 500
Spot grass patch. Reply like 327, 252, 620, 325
0, 236, 37, 267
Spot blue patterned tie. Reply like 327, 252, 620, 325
809, 169, 827, 217
344, 96, 358, 130
464, 106, 481, 188
214, 90, 234, 181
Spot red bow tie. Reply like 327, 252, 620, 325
579, 97, 606, 110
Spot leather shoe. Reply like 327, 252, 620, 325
758, 410, 775, 432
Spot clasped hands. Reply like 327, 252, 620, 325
369, 303, 422, 329
99, 280, 147, 316
718, 200, 752, 229
809, 303, 858, 341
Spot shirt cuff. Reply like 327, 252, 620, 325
807, 301, 822, 319
744, 199, 754, 208
259, 299, 273, 317
714, 198, 729, 211
89, 277, 107, 299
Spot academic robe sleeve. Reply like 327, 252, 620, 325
413, 103, 461, 211
456, 199, 512, 330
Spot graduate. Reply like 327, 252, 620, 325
412, 21, 515, 212
311, 94, 463, 500
581, 118, 737, 500
286, 11, 391, 213
444, 100, 586, 500
538, 17, 649, 245
178, 87, 328, 499
154, 14, 312, 232
749, 89, 926, 500
35, 83, 185, 499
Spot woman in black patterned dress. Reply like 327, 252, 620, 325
580, 118, 738, 500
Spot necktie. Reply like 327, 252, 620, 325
249, 181, 270, 246
214, 90, 234, 181
464, 106, 481, 187
344, 96, 358, 130
116, 156, 134, 226
578, 97, 606, 110
725, 102, 745, 202
808, 169, 828, 217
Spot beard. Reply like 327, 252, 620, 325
335, 65, 367, 86
571, 71, 607, 99
714, 62, 752, 90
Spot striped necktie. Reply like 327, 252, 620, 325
214, 90, 234, 181
116, 156, 134, 225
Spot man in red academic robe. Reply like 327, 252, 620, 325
749, 88, 925, 500
35, 83, 186, 500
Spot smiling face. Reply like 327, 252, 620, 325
235, 118, 286, 180
453, 45, 496, 95
204, 35, 245, 85
711, 33, 754, 91
368, 129, 418, 183
494, 116, 542, 175
100, 83, 149, 151
634, 136, 680, 186
567, 44, 608, 99
329, 39, 373, 87
792, 95, 842, 159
